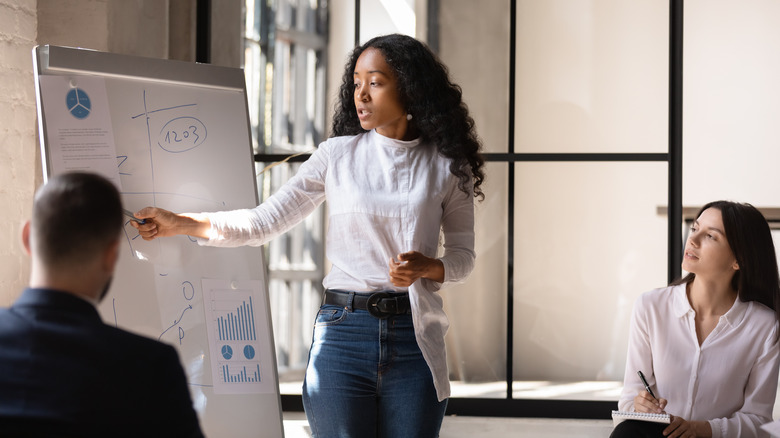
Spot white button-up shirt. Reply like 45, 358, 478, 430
200, 129, 476, 401
618, 284, 780, 437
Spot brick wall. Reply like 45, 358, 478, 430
0, 0, 37, 306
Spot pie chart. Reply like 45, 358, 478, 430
66, 87, 91, 119
244, 345, 255, 359
221, 344, 233, 360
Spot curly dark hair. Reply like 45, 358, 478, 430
332, 34, 485, 200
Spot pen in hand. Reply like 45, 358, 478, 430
637, 370, 656, 399
636, 370, 667, 414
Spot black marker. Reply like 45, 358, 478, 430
637, 370, 656, 399
123, 208, 146, 224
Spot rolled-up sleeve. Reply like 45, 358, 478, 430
200, 145, 328, 247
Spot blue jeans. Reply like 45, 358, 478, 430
302, 297, 447, 438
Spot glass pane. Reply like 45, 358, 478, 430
255, 161, 325, 395
683, 1, 780, 206
245, 0, 326, 155
268, 44, 324, 153
244, 40, 266, 154
447, 163, 508, 398
359, 0, 417, 41
513, 162, 667, 400
439, 0, 511, 154
270, 278, 320, 394
515, 0, 668, 153
245, 0, 328, 396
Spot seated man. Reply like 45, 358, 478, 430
0, 172, 204, 437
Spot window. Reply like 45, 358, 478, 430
243, 0, 328, 385
433, 0, 678, 417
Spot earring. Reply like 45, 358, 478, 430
406, 113, 413, 121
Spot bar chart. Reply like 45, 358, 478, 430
221, 363, 262, 383
216, 296, 257, 341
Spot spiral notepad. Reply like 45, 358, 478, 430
611, 410, 671, 427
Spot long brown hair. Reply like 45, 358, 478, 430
671, 201, 780, 320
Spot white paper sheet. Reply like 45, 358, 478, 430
39, 75, 121, 188
202, 278, 274, 394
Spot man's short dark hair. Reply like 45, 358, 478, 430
32, 172, 123, 268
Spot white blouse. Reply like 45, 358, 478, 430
618, 284, 780, 437
200, 129, 476, 401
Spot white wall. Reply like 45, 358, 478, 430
684, 0, 780, 207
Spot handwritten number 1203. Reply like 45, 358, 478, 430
157, 116, 207, 153
164, 125, 199, 144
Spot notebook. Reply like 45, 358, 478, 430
611, 410, 671, 427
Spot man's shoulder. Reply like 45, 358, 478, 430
99, 323, 179, 359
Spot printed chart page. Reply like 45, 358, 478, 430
202, 278, 275, 395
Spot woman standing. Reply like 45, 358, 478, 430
611, 201, 780, 438
133, 34, 484, 437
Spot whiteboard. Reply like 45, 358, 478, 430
33, 45, 283, 437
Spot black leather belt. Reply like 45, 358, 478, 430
323, 289, 411, 319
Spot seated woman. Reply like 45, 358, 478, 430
612, 201, 780, 438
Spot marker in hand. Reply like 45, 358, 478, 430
123, 208, 146, 225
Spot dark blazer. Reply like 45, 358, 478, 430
0, 288, 204, 438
